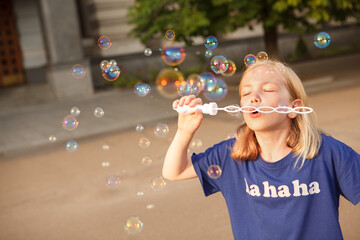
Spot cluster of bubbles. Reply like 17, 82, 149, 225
124, 217, 144, 235
98, 35, 112, 49
72, 64, 85, 79
314, 32, 331, 48
134, 82, 151, 97
244, 51, 269, 67
100, 60, 120, 81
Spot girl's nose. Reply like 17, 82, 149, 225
250, 97, 260, 103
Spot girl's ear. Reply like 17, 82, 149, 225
288, 99, 303, 119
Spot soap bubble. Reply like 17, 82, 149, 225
210, 56, 229, 74
146, 204, 155, 209
207, 165, 222, 179
155, 68, 185, 99
199, 72, 217, 91
102, 162, 110, 167
106, 176, 121, 187
70, 106, 80, 117
165, 30, 175, 40
66, 140, 79, 152
72, 64, 85, 79
161, 45, 186, 66
62, 115, 78, 131
94, 107, 104, 117
102, 65, 120, 81
257, 51, 268, 60
124, 217, 143, 235
244, 54, 257, 66
204, 49, 213, 58
177, 81, 192, 96
221, 59, 236, 77
203, 78, 228, 101
134, 82, 151, 97
49, 135, 57, 142
150, 176, 166, 191
153, 123, 169, 137
190, 138, 203, 149
109, 59, 117, 66
204, 36, 218, 50
136, 124, 144, 132
100, 60, 110, 70
178, 74, 202, 96
314, 32, 331, 48
144, 48, 152, 56
98, 35, 112, 49
141, 156, 152, 166
139, 137, 150, 148
102, 144, 110, 150
137, 191, 144, 196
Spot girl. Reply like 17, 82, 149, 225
162, 59, 360, 240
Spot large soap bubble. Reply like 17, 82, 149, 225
156, 68, 185, 99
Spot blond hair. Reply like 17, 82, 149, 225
231, 59, 323, 169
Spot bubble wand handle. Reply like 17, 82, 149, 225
175, 102, 218, 115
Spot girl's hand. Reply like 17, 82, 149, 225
173, 95, 203, 136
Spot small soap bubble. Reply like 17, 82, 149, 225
150, 176, 166, 191
165, 30, 175, 40
134, 82, 151, 97
70, 106, 80, 117
257, 51, 268, 60
139, 137, 150, 148
137, 191, 144, 196
106, 176, 121, 187
146, 204, 155, 209
94, 107, 104, 117
210, 56, 229, 74
102, 162, 110, 167
66, 140, 79, 152
204, 36, 218, 50
109, 59, 117, 66
221, 60, 236, 77
100, 60, 110, 70
102, 144, 110, 150
62, 115, 78, 131
141, 156, 152, 166
153, 123, 169, 137
98, 35, 112, 49
72, 64, 85, 79
203, 78, 228, 102
207, 165, 222, 179
314, 32, 331, 48
124, 217, 143, 235
49, 135, 57, 142
244, 54, 257, 66
144, 48, 152, 56
190, 138, 203, 149
102, 65, 120, 81
136, 124, 144, 132
205, 49, 213, 58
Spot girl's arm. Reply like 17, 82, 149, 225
162, 95, 203, 181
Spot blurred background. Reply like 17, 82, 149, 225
0, 0, 359, 239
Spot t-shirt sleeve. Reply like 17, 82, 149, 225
191, 141, 228, 197
335, 143, 360, 206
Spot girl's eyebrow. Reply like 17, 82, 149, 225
242, 82, 278, 88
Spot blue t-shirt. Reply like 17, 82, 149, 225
192, 134, 360, 240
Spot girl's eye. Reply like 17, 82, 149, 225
242, 92, 250, 96
264, 89, 275, 92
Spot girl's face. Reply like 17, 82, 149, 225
239, 65, 296, 132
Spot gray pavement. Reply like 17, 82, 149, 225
0, 53, 360, 157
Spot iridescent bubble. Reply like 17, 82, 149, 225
72, 64, 85, 79
177, 81, 192, 97
178, 74, 202, 96
138, 137, 150, 148
102, 65, 120, 81
150, 176, 166, 191
207, 165, 222, 179
210, 56, 229, 74
100, 60, 110, 70
70, 106, 80, 117
144, 48, 152, 56
314, 32, 331, 48
102, 162, 110, 167
94, 107, 104, 117
124, 217, 143, 235
155, 68, 185, 99
141, 156, 152, 166
204, 36, 218, 50
190, 138, 203, 149
153, 123, 169, 137
98, 35, 112, 49
203, 78, 228, 101
204, 49, 213, 58
62, 115, 78, 131
221, 59, 236, 77
109, 59, 117, 66
161, 45, 186, 66
199, 72, 217, 91
102, 144, 110, 150
136, 124, 144, 132
244, 54, 257, 66
49, 135, 57, 142
106, 176, 121, 187
165, 30, 175, 40
66, 140, 79, 152
257, 51, 268, 60
134, 82, 151, 97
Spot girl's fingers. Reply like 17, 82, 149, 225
184, 95, 195, 105
189, 98, 202, 107
172, 99, 180, 109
